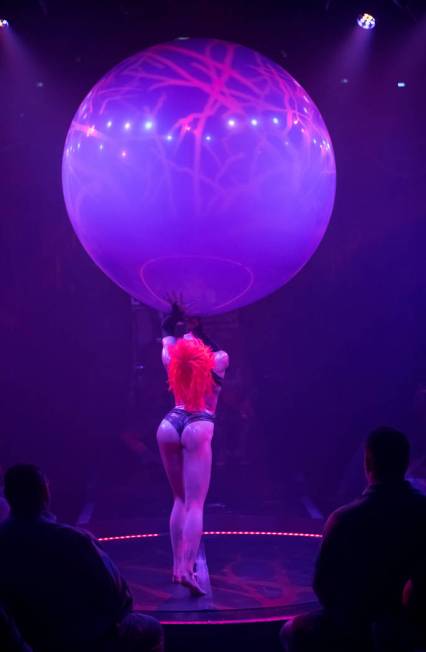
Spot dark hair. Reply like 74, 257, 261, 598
4, 465, 49, 516
365, 427, 410, 481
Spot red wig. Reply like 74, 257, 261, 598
167, 337, 215, 412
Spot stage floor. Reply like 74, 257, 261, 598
101, 531, 321, 623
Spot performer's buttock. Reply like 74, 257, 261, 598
164, 407, 216, 437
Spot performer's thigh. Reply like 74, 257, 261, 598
182, 422, 213, 505
157, 420, 184, 499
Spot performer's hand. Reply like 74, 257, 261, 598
165, 291, 187, 319
162, 292, 188, 338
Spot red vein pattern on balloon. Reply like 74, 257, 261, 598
68, 40, 334, 219
62, 38, 336, 315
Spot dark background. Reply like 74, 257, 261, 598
1, 0, 425, 526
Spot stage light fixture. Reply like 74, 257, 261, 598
397, 81, 406, 88
357, 12, 376, 29
0, 18, 9, 28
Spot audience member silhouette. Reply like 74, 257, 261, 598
0, 466, 10, 523
0, 606, 32, 652
281, 427, 426, 652
0, 464, 163, 652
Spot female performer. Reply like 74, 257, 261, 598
157, 304, 229, 596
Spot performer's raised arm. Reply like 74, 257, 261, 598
187, 316, 229, 376
213, 349, 230, 374
161, 302, 185, 368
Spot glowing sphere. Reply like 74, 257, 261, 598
62, 39, 336, 315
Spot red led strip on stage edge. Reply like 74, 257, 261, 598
98, 530, 322, 542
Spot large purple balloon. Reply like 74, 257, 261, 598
62, 39, 335, 315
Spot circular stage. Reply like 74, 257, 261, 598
100, 531, 321, 624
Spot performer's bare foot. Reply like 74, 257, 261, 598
176, 571, 206, 597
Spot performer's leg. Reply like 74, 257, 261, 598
156, 420, 185, 578
181, 421, 213, 591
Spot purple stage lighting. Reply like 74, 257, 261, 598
62, 39, 336, 315
0, 19, 10, 28
357, 13, 376, 30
